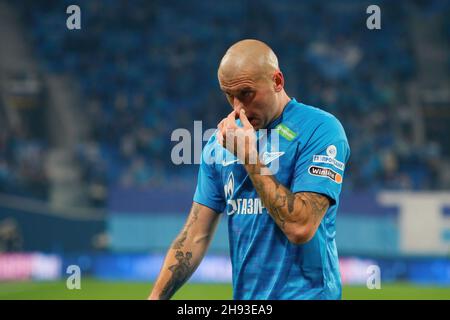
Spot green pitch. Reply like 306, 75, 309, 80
0, 279, 449, 300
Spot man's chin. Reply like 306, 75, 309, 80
253, 122, 268, 131
250, 119, 261, 129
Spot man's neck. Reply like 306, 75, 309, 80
271, 91, 291, 123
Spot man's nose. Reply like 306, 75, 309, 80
233, 98, 244, 113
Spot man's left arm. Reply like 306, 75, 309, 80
218, 109, 331, 244
245, 160, 330, 244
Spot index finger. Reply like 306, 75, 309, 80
226, 110, 238, 129
239, 109, 252, 128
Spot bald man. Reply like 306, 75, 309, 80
149, 39, 350, 300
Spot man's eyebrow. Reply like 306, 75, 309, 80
221, 87, 253, 94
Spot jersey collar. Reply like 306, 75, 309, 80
266, 98, 297, 130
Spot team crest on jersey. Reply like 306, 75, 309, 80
261, 151, 285, 166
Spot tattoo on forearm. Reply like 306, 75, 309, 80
172, 231, 187, 250
272, 193, 287, 229
250, 168, 329, 232
295, 192, 330, 224
160, 205, 202, 299
253, 176, 290, 230
159, 251, 193, 299
172, 204, 200, 250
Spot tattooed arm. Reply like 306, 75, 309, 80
148, 202, 221, 300
217, 108, 330, 244
245, 160, 331, 245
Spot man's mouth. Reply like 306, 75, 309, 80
248, 117, 258, 126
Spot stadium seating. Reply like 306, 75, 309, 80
2, 0, 448, 204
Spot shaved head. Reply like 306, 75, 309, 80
216, 39, 290, 130
218, 39, 279, 82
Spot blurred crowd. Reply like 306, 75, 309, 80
0, 71, 49, 199
0, 218, 23, 252
1, 0, 449, 205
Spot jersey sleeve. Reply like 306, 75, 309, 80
193, 135, 226, 213
291, 116, 350, 205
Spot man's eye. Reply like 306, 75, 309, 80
241, 91, 252, 98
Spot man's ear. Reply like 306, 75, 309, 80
273, 71, 284, 92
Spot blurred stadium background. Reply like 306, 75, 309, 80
0, 0, 449, 299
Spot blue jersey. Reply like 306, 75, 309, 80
193, 98, 350, 300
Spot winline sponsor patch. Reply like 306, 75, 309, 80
308, 165, 343, 184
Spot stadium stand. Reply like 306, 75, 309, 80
0, 0, 449, 207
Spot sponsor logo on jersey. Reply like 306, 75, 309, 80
224, 172, 265, 215
308, 165, 343, 184
224, 172, 235, 199
312, 155, 345, 170
326, 145, 337, 158
227, 198, 266, 215
274, 123, 297, 141
222, 159, 239, 167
